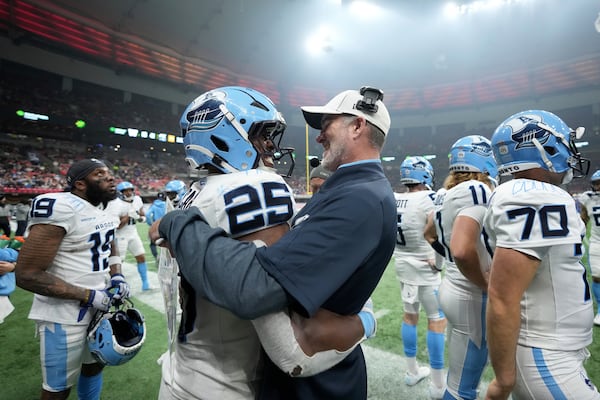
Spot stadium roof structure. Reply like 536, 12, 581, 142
0, 0, 599, 113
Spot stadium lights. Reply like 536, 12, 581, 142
305, 26, 334, 56
16, 109, 49, 121
423, 155, 437, 160
381, 156, 396, 162
109, 126, 179, 143
443, 0, 526, 18
576, 141, 589, 147
348, 1, 383, 19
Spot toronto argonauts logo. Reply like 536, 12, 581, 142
185, 90, 227, 131
507, 114, 550, 149
469, 140, 492, 156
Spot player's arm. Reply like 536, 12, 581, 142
15, 224, 89, 303
240, 225, 370, 377
580, 205, 589, 225
424, 211, 445, 259
151, 209, 288, 318
252, 301, 372, 377
106, 239, 130, 300
117, 213, 130, 228
450, 215, 488, 290
485, 247, 538, 400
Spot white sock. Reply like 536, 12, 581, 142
406, 357, 418, 375
431, 368, 445, 388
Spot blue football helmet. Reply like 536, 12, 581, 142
164, 179, 187, 204
448, 135, 498, 179
87, 304, 146, 366
180, 86, 295, 176
400, 156, 434, 189
491, 110, 590, 183
116, 181, 135, 201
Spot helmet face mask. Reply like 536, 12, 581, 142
87, 303, 146, 366
181, 86, 295, 177
400, 156, 434, 189
248, 120, 295, 176
448, 135, 498, 180
491, 110, 590, 182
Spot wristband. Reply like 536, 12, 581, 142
108, 256, 122, 266
358, 310, 376, 339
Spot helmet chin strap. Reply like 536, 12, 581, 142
531, 138, 556, 172
219, 104, 250, 141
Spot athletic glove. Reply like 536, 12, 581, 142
109, 273, 130, 300
77, 289, 117, 322
88, 289, 117, 311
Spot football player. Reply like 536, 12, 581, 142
146, 191, 167, 260
164, 179, 187, 210
106, 181, 150, 290
435, 135, 497, 400
16, 158, 128, 400
579, 170, 600, 325
484, 110, 599, 400
394, 156, 447, 398
157, 86, 375, 400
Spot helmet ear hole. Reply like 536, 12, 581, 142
544, 146, 557, 155
211, 135, 229, 152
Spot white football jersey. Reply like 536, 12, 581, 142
484, 179, 592, 350
579, 190, 600, 246
27, 192, 119, 325
394, 190, 438, 285
106, 195, 144, 235
435, 180, 492, 290
170, 169, 296, 398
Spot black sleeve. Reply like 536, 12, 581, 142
430, 239, 446, 257
158, 207, 288, 319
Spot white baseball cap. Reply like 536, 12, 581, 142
301, 89, 391, 135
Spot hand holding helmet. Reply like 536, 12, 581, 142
86, 288, 118, 311
87, 301, 146, 366
108, 273, 130, 300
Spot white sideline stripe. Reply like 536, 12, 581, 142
122, 261, 492, 399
